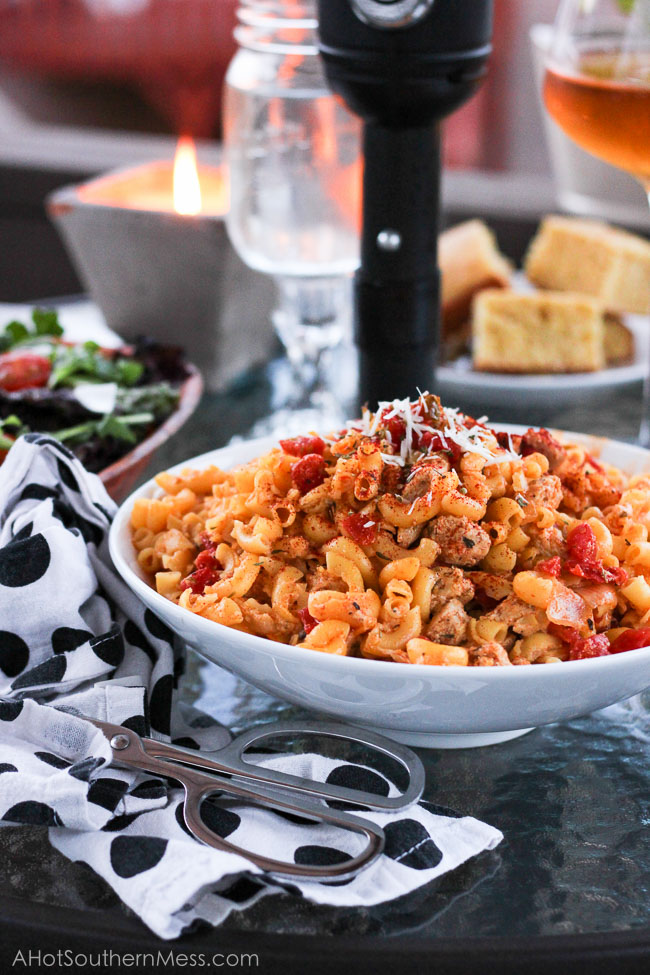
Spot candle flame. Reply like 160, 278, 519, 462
173, 137, 202, 215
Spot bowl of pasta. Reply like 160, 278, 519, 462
110, 394, 650, 748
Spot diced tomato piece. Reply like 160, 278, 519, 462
180, 565, 220, 595
537, 556, 562, 577
565, 523, 627, 585
520, 427, 563, 459
180, 550, 221, 594
567, 522, 599, 563
341, 512, 378, 546
608, 627, 650, 654
0, 353, 51, 392
413, 430, 461, 462
565, 558, 627, 586
568, 633, 610, 661
412, 428, 435, 450
199, 531, 217, 552
298, 607, 318, 635
291, 454, 326, 493
565, 559, 605, 583
194, 550, 221, 572
602, 564, 628, 586
382, 414, 407, 445
548, 622, 580, 647
279, 435, 325, 457
495, 431, 512, 450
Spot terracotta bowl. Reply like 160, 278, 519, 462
99, 363, 203, 503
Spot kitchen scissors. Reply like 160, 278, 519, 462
85, 717, 426, 883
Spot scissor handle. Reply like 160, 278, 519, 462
204, 719, 426, 813
178, 764, 386, 882
87, 718, 387, 882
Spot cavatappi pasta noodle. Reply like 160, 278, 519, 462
131, 394, 650, 666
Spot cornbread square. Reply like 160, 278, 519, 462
440, 220, 512, 336
604, 313, 635, 366
472, 290, 605, 373
525, 216, 650, 315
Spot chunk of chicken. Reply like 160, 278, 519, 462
430, 566, 475, 612
525, 474, 563, 510
484, 594, 547, 636
467, 571, 513, 602
426, 515, 491, 568
468, 642, 512, 666
520, 429, 567, 471
306, 566, 347, 594
425, 598, 470, 645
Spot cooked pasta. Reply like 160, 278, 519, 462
131, 394, 650, 666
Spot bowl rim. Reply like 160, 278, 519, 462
109, 426, 650, 679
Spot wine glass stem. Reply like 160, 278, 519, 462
271, 275, 352, 413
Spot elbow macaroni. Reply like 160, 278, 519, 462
132, 397, 650, 666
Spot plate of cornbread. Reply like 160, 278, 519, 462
436, 215, 650, 407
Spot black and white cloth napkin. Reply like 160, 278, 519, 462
0, 434, 503, 939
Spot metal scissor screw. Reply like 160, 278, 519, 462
110, 734, 131, 750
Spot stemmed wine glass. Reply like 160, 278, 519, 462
223, 0, 362, 437
543, 0, 650, 442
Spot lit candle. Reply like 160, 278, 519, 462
77, 137, 228, 217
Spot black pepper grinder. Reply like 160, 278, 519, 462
317, 0, 494, 409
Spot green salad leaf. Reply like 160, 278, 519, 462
0, 415, 29, 451
32, 308, 64, 338
0, 308, 63, 352
55, 412, 154, 447
48, 341, 144, 389
115, 382, 180, 419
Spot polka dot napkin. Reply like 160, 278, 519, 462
0, 435, 503, 939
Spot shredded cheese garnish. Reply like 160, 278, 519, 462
359, 394, 518, 468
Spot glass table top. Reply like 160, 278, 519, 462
1, 350, 648, 955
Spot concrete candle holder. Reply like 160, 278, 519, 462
47, 159, 276, 391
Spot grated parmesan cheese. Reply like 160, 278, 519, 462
358, 393, 518, 468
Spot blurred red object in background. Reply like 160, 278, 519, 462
0, 0, 238, 137
443, 0, 517, 171
0, 0, 528, 171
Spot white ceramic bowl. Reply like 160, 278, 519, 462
109, 430, 650, 749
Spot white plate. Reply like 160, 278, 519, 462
110, 428, 650, 750
436, 273, 649, 408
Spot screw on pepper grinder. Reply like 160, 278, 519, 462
316, 0, 493, 409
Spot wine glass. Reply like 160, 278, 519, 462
543, 0, 650, 442
223, 0, 362, 437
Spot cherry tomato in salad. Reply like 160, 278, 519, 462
0, 353, 51, 392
